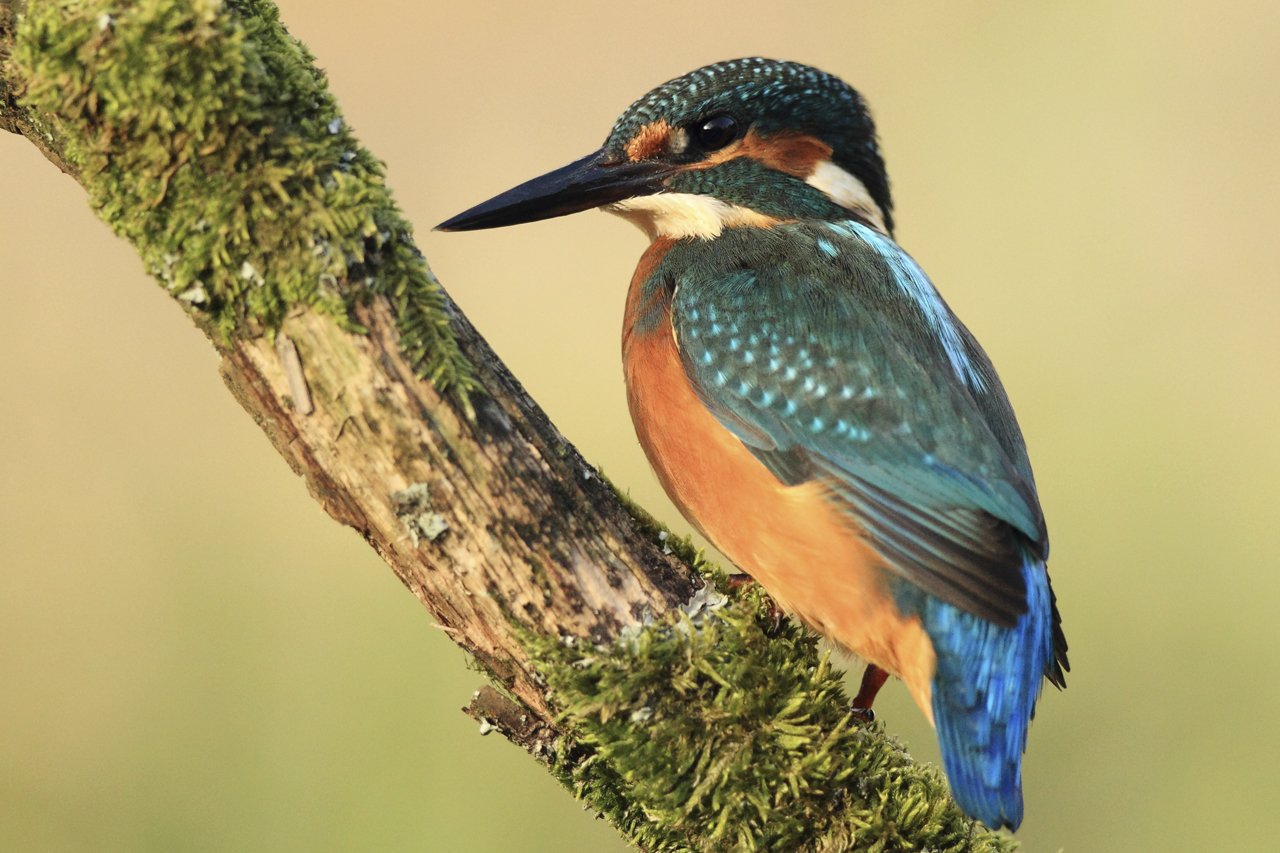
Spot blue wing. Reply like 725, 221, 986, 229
668, 220, 1050, 629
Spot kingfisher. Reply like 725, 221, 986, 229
438, 57, 1067, 831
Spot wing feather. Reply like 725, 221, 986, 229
670, 222, 1046, 626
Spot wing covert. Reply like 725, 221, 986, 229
669, 222, 1045, 625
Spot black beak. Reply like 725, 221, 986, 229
435, 149, 671, 231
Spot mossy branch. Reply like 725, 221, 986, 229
6, 0, 474, 400
0, 2, 1017, 850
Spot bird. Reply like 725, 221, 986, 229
437, 57, 1067, 831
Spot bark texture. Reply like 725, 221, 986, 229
2, 0, 694, 728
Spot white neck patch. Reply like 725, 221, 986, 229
604, 193, 778, 240
806, 160, 888, 234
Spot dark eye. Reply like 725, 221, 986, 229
693, 114, 739, 151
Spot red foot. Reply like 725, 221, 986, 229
851, 664, 889, 723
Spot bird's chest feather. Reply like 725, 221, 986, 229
620, 238, 936, 710
621, 239, 782, 548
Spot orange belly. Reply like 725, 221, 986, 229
622, 241, 938, 719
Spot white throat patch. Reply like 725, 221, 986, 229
806, 160, 888, 234
604, 193, 778, 240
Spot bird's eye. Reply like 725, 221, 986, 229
693, 114, 739, 151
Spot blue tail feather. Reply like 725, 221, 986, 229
921, 551, 1057, 830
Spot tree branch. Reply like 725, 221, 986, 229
1, 2, 1017, 850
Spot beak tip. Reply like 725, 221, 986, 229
433, 149, 667, 235
435, 218, 484, 233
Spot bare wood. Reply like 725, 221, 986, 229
216, 295, 696, 721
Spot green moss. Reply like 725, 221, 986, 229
13, 0, 475, 402
532, 579, 1018, 852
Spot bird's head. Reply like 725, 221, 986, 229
437, 58, 893, 239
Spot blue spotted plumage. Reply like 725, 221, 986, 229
439, 57, 1068, 832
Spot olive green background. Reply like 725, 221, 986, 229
2, 1, 1277, 850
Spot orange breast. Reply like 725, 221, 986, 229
621, 241, 938, 719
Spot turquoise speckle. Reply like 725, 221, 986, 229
816, 237, 839, 258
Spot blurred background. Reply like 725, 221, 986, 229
3, 1, 1278, 850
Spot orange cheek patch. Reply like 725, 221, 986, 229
626, 120, 674, 161
698, 128, 833, 177
745, 130, 833, 177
